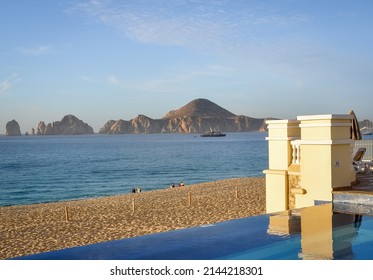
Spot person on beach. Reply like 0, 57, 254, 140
137, 187, 141, 193
170, 182, 175, 189
178, 181, 184, 187
131, 187, 136, 193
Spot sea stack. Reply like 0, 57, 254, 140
36, 115, 94, 135
36, 121, 47, 135
5, 120, 21, 136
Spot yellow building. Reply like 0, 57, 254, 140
264, 114, 354, 213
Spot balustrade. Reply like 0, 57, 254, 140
291, 140, 301, 164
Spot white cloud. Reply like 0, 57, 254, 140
17, 45, 51, 56
78, 75, 94, 82
128, 64, 239, 94
69, 0, 310, 53
69, 0, 363, 102
0, 74, 20, 93
108, 75, 121, 85
0, 80, 11, 92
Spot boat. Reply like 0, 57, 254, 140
360, 127, 373, 135
200, 131, 226, 137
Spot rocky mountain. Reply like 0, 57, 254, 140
163, 98, 235, 119
35, 115, 94, 135
100, 98, 267, 134
5, 120, 21, 136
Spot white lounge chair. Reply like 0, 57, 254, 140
353, 148, 368, 174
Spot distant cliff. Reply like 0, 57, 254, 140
100, 98, 267, 134
5, 120, 22, 136
35, 115, 94, 135
2, 99, 271, 136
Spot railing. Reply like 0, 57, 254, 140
291, 140, 301, 164
291, 140, 373, 165
354, 140, 373, 161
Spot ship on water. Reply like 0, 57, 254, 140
361, 126, 373, 135
200, 131, 226, 137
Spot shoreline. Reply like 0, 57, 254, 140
0, 176, 265, 260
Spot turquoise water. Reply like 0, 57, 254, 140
0, 132, 268, 206
14, 203, 373, 260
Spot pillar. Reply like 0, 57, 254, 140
295, 114, 353, 208
264, 119, 300, 213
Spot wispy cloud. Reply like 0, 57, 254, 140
78, 75, 94, 82
17, 45, 51, 56
0, 74, 20, 93
78, 74, 123, 86
127, 64, 239, 94
69, 0, 310, 53
107, 75, 121, 85
68, 0, 334, 95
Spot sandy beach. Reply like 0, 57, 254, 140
0, 177, 265, 259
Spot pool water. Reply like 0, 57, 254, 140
13, 203, 373, 260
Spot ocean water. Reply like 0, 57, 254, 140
0, 132, 268, 207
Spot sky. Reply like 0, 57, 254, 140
1, 0, 373, 133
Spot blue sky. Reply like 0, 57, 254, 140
1, 0, 373, 133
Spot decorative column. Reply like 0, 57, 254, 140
264, 119, 300, 213
295, 114, 353, 209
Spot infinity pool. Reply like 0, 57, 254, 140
13, 203, 373, 260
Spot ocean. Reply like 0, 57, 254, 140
0, 132, 268, 207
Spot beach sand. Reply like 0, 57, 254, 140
0, 177, 265, 259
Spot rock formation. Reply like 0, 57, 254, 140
100, 98, 267, 134
35, 115, 94, 135
131, 115, 166, 134
5, 120, 21, 136
36, 121, 47, 135
99, 119, 131, 134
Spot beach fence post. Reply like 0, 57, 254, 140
188, 192, 191, 206
132, 197, 135, 213
64, 206, 69, 222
